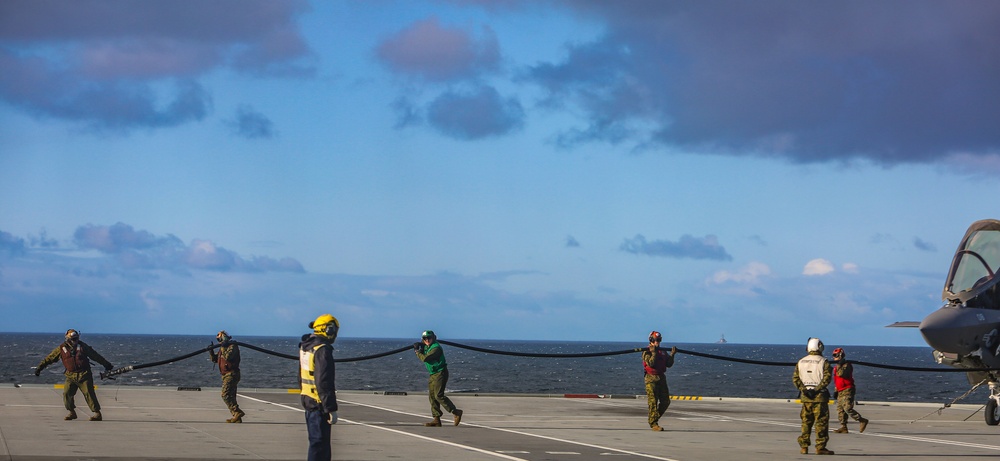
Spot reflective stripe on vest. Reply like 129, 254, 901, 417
797, 355, 827, 389
300, 343, 327, 403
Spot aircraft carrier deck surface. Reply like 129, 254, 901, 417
2, 384, 997, 460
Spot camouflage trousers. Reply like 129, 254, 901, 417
836, 388, 863, 426
221, 370, 242, 415
645, 375, 670, 427
428, 369, 457, 418
798, 402, 830, 450
63, 371, 101, 412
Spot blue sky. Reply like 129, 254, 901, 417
1, 1, 999, 346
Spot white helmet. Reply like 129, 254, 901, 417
807, 337, 824, 353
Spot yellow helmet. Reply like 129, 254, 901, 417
309, 314, 340, 339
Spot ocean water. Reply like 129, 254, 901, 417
1, 333, 987, 404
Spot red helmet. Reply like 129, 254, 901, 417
649, 331, 662, 343
833, 347, 844, 356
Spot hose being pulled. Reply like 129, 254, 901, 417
99, 339, 1000, 381
101, 341, 416, 380
438, 340, 640, 358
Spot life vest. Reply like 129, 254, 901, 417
59, 342, 90, 373
643, 349, 668, 375
300, 343, 328, 404
217, 345, 239, 374
834, 364, 855, 391
421, 342, 447, 374
797, 354, 827, 389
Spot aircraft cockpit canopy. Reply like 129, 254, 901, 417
944, 219, 1000, 305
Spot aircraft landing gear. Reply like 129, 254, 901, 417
987, 382, 1000, 426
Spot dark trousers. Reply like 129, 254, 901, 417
305, 410, 331, 461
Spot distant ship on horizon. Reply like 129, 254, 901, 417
717, 334, 727, 344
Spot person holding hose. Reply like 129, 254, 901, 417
642, 330, 676, 431
414, 330, 463, 427
34, 329, 113, 421
208, 330, 245, 423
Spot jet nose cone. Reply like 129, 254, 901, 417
919, 306, 978, 355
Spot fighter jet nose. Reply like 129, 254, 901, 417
919, 305, 978, 355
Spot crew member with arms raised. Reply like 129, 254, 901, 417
299, 314, 339, 461
34, 329, 114, 421
209, 330, 245, 423
642, 330, 676, 431
793, 337, 834, 455
414, 330, 463, 427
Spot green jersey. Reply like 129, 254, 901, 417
417, 342, 448, 375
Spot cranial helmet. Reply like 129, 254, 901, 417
310, 314, 340, 340
807, 337, 824, 353
832, 347, 844, 357
649, 331, 663, 343
421, 330, 436, 339
216, 330, 231, 342
65, 329, 80, 341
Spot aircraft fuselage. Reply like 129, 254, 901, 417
920, 304, 1000, 368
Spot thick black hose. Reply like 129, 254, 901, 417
674, 348, 797, 367
101, 341, 417, 379
99, 339, 1000, 381
336, 345, 412, 362
130, 345, 215, 371
234, 341, 296, 360
439, 340, 640, 358
848, 359, 1000, 373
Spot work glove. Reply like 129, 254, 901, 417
327, 411, 338, 425
34, 368, 40, 377
413, 342, 423, 352
802, 389, 817, 400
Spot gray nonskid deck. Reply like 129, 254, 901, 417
1, 385, 997, 460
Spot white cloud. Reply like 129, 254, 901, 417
803, 258, 835, 276
709, 261, 772, 285
842, 263, 859, 274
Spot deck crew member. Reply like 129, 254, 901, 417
414, 330, 463, 427
34, 329, 113, 421
209, 330, 245, 423
299, 314, 339, 461
793, 337, 834, 455
832, 347, 869, 434
642, 330, 676, 431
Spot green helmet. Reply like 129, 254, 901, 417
421, 330, 436, 339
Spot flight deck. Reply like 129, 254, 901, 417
1, 385, 998, 460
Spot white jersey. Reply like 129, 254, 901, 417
797, 354, 827, 389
